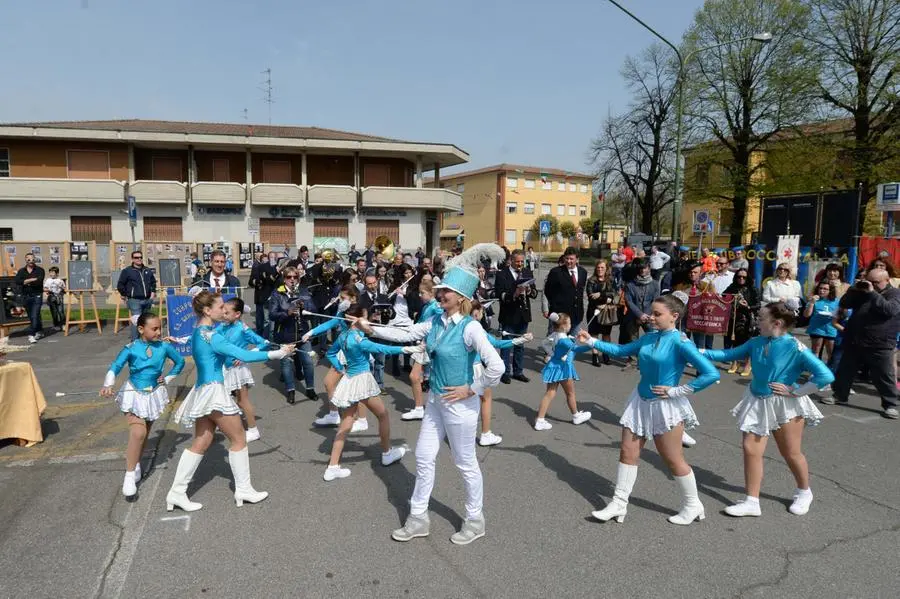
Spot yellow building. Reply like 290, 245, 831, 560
429, 164, 594, 250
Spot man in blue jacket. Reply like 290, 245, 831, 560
116, 250, 157, 340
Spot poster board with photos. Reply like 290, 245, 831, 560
157, 258, 182, 288
67, 260, 95, 291
238, 242, 267, 271
200, 241, 235, 271
141, 241, 197, 288
0, 241, 94, 284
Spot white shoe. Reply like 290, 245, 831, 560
165, 449, 204, 512
28, 335, 37, 344
479, 431, 503, 446
401, 406, 425, 421
534, 418, 553, 431
230, 447, 268, 506
323, 465, 351, 481
122, 472, 137, 497
314, 411, 341, 427
724, 498, 761, 517
245, 427, 260, 443
789, 488, 813, 515
681, 431, 697, 447
572, 411, 592, 425
381, 446, 407, 466
351, 418, 369, 433
133, 463, 142, 483
33, 332, 43, 340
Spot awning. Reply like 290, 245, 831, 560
440, 228, 463, 238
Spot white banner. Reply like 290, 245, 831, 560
776, 235, 801, 272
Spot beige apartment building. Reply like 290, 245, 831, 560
431, 164, 594, 250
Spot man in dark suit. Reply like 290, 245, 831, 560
249, 251, 279, 336
542, 246, 587, 335
494, 249, 537, 384
202, 250, 241, 291
358, 273, 391, 393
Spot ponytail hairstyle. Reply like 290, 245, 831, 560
226, 297, 245, 314
344, 303, 367, 324
136, 312, 160, 329
762, 301, 797, 329
652, 294, 686, 323
192, 290, 220, 317
553, 312, 572, 332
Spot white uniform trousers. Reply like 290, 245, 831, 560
409, 393, 482, 520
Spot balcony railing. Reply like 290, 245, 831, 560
129, 180, 187, 204
0, 177, 126, 202
307, 184, 357, 207
250, 183, 305, 206
191, 182, 246, 205
362, 186, 462, 212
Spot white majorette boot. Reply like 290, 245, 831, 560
592, 462, 637, 523
668, 470, 705, 525
230, 447, 269, 507
165, 449, 204, 512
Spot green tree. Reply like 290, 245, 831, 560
579, 217, 595, 235
804, 0, 900, 233
559, 220, 577, 239
685, 0, 817, 246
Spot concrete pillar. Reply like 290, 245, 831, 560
245, 149, 252, 206
434, 163, 440, 186
127, 144, 135, 183
301, 152, 308, 211
187, 145, 195, 208
416, 155, 423, 188
354, 151, 361, 211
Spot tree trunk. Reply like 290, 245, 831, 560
729, 151, 751, 248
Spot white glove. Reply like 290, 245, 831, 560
791, 381, 821, 397
512, 332, 534, 346
548, 312, 560, 323
102, 370, 116, 388
666, 385, 694, 399
402, 343, 426, 355
164, 375, 175, 385
301, 332, 312, 343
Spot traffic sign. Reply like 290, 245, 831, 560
693, 219, 714, 234
127, 195, 137, 224
248, 217, 260, 234
539, 220, 551, 236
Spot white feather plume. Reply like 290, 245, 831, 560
447, 243, 506, 271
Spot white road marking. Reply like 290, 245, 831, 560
160, 515, 191, 531
48, 452, 122, 464
832, 413, 882, 424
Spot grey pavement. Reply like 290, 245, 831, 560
1, 313, 898, 599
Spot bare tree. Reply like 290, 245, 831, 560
685, 0, 816, 246
591, 44, 678, 236
805, 0, 900, 231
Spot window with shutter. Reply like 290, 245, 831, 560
363, 164, 390, 187
313, 219, 349, 239
260, 217, 296, 244
262, 160, 292, 183
67, 150, 110, 179
71, 216, 112, 243
365, 220, 399, 246
143, 217, 183, 241
152, 157, 183, 181
212, 159, 230, 182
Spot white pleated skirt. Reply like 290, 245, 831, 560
411, 351, 430, 366
173, 382, 241, 428
331, 372, 381, 409
620, 387, 699, 439
732, 387, 824, 436
223, 364, 254, 392
116, 381, 170, 421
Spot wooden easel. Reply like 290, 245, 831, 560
112, 295, 132, 334
64, 291, 102, 335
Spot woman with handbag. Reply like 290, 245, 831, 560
723, 268, 759, 376
586, 260, 617, 366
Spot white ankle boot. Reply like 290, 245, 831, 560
230, 447, 268, 507
592, 463, 637, 523
165, 450, 204, 512
668, 470, 705, 525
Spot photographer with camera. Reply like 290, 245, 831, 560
269, 266, 317, 404
826, 268, 900, 419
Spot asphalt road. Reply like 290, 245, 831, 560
1, 311, 898, 599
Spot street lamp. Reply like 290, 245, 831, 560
605, 0, 771, 244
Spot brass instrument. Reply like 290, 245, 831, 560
320, 248, 341, 264
374, 235, 395, 262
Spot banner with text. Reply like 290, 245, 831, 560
166, 293, 236, 357
685, 293, 734, 335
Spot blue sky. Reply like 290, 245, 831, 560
0, 0, 704, 175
